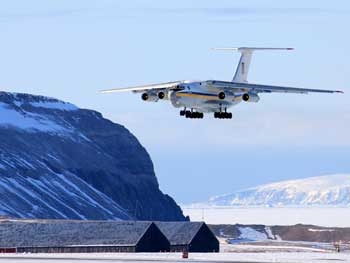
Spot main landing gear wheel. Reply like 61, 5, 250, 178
214, 112, 232, 119
181, 110, 204, 119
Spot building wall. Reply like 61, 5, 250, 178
1, 221, 218, 253
136, 223, 170, 252
0, 248, 16, 253
16, 246, 136, 253
169, 245, 188, 252
189, 224, 219, 252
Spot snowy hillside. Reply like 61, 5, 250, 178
0, 92, 184, 221
207, 174, 350, 207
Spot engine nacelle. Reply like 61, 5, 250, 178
141, 92, 158, 102
158, 91, 166, 100
218, 92, 226, 100
242, 93, 260, 103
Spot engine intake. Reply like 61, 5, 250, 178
158, 91, 165, 99
218, 92, 226, 100
242, 93, 260, 103
141, 92, 158, 102
141, 93, 149, 101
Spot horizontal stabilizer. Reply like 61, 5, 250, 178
212, 47, 294, 51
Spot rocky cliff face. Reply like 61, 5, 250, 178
0, 92, 185, 221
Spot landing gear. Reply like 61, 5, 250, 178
214, 107, 232, 119
214, 112, 232, 119
186, 111, 204, 119
180, 108, 204, 119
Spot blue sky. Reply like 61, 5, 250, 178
0, 0, 349, 203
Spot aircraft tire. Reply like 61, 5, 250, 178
214, 112, 231, 119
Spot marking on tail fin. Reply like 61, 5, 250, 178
233, 49, 253, 83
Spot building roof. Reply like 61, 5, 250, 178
155, 221, 205, 245
0, 220, 153, 247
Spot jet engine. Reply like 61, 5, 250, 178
218, 92, 226, 100
141, 92, 158, 102
158, 91, 166, 100
242, 93, 260, 103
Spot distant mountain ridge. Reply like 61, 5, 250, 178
204, 174, 350, 207
0, 92, 185, 221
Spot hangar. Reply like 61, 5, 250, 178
0, 220, 169, 253
156, 221, 219, 252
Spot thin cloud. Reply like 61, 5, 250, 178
0, 5, 121, 23
144, 7, 347, 17
121, 6, 350, 25
0, 8, 86, 22
1, 5, 346, 25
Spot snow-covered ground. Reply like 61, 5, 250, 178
197, 174, 350, 207
184, 175, 350, 227
0, 102, 70, 133
182, 206, 350, 227
1, 252, 350, 263
239, 226, 268, 240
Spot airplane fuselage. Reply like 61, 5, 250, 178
140, 80, 254, 118
168, 81, 241, 113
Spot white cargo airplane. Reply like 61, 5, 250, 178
101, 47, 343, 119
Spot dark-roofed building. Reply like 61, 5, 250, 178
156, 222, 219, 252
0, 220, 170, 253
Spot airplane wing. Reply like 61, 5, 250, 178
100, 81, 185, 93
207, 80, 344, 94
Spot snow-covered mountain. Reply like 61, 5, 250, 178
0, 92, 185, 221
207, 174, 350, 207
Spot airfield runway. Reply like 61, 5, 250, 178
0, 252, 350, 263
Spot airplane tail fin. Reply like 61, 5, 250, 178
212, 47, 294, 83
